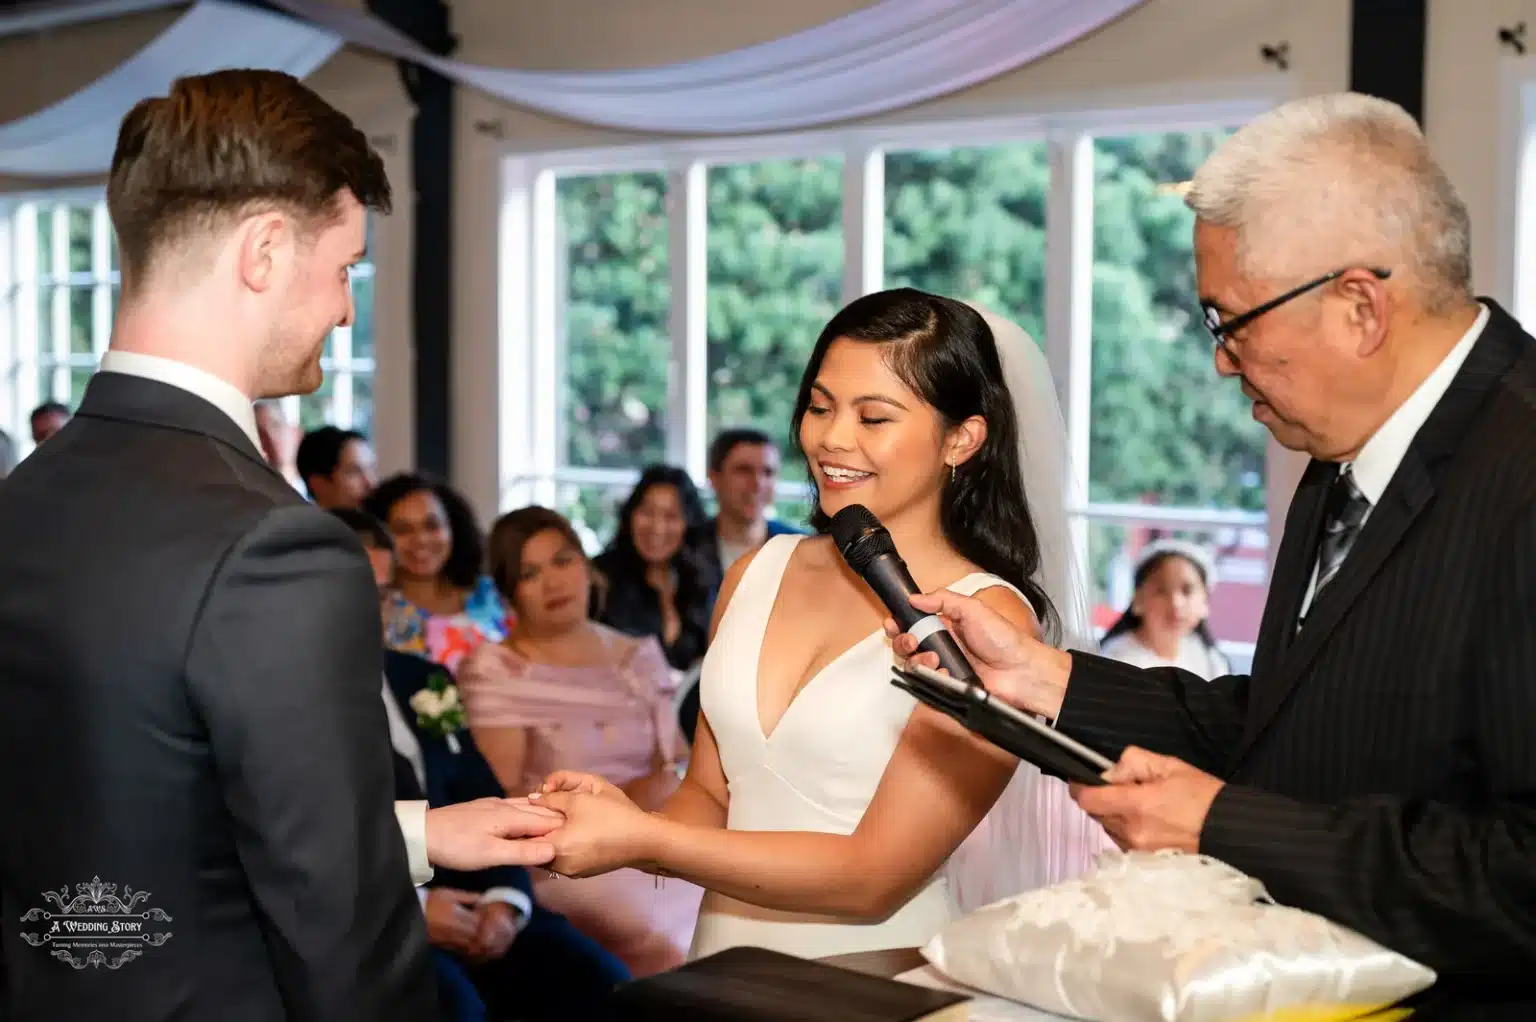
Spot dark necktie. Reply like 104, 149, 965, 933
1310, 467, 1372, 609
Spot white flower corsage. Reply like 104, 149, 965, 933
409, 671, 467, 754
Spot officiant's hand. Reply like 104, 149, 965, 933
1069, 746, 1224, 854
535, 789, 662, 878
883, 589, 1072, 719
425, 797, 564, 870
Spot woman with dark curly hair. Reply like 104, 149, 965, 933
366, 472, 509, 673
592, 465, 718, 675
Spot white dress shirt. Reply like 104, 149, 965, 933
97, 350, 434, 886
1297, 304, 1489, 618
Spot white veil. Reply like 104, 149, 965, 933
940, 303, 1115, 912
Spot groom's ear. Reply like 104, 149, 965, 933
947, 415, 988, 467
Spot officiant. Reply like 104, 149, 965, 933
892, 92, 1536, 1021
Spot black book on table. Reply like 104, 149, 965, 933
602, 945, 970, 1021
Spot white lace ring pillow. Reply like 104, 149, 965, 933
922, 851, 1435, 1022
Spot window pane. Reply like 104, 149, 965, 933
350, 270, 375, 362
1088, 130, 1266, 511
557, 171, 671, 470
1085, 517, 1267, 649
68, 206, 93, 275
70, 366, 93, 406
35, 205, 54, 279
770, 489, 815, 533
554, 481, 628, 554
707, 156, 844, 483
884, 143, 1050, 341
36, 287, 53, 356
298, 374, 335, 430
109, 226, 119, 273
69, 288, 93, 355
37, 364, 56, 405
352, 373, 374, 436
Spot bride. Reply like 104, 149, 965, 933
535, 288, 1110, 958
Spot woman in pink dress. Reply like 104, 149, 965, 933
458, 505, 703, 976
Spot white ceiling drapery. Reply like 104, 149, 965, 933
268, 0, 1147, 135
0, 1, 340, 178
0, 0, 1148, 177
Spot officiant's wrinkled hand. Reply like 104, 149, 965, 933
425, 797, 564, 870
883, 589, 1072, 719
1069, 746, 1224, 854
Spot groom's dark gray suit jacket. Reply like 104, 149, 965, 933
0, 370, 436, 1021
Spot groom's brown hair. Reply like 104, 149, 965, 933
106, 69, 391, 295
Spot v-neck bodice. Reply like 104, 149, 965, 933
691, 534, 1015, 960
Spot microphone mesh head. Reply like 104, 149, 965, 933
829, 504, 894, 572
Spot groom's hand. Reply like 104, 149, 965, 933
883, 589, 1073, 720
425, 797, 564, 871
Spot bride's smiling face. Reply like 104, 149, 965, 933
800, 338, 982, 525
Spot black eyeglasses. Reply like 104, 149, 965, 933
1200, 266, 1392, 353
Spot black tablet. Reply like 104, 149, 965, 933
892, 663, 1114, 786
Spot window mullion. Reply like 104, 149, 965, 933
92, 201, 112, 358
841, 147, 884, 304
1046, 132, 1094, 567
668, 161, 707, 480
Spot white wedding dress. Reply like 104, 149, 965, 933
687, 303, 1113, 961
688, 534, 1109, 960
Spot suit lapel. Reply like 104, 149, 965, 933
1232, 298, 1525, 764
1236, 453, 1434, 759
1247, 460, 1330, 685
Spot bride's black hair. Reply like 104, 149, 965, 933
792, 287, 1058, 639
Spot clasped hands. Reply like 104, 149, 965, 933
422, 788, 650, 879
885, 589, 1223, 855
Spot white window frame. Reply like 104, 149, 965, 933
1496, 54, 1536, 319
496, 90, 1287, 661
0, 191, 379, 447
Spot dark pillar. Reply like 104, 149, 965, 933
1349, 0, 1429, 125
365, 0, 455, 478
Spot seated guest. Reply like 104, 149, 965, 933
699, 427, 806, 581
333, 508, 631, 1022
367, 473, 510, 673
296, 424, 378, 510
460, 506, 703, 977
253, 400, 302, 489
1098, 539, 1230, 679
592, 465, 716, 677
29, 400, 69, 446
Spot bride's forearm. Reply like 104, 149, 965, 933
637, 817, 900, 919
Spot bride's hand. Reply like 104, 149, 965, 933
536, 790, 665, 878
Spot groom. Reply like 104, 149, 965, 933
0, 71, 556, 1022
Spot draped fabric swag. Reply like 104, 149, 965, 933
0, 0, 1147, 177
0, 2, 339, 177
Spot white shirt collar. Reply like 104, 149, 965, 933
1347, 303, 1489, 504
97, 350, 261, 452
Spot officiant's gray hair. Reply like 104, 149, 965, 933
1184, 92, 1472, 315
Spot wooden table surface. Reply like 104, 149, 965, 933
817, 946, 925, 979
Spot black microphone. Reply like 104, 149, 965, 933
829, 504, 979, 684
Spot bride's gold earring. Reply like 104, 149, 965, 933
949, 461, 957, 485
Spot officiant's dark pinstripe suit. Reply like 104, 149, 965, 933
1059, 299, 1536, 1019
